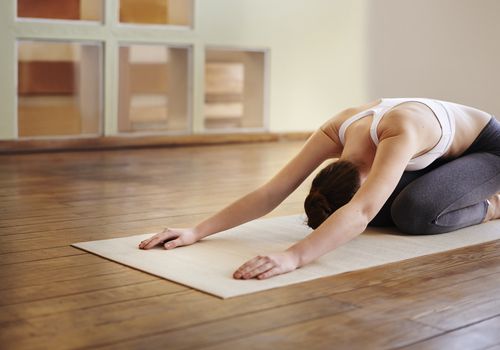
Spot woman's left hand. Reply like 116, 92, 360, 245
233, 251, 300, 280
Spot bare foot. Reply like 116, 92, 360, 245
484, 193, 500, 222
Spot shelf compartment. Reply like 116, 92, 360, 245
118, 44, 191, 133
17, 40, 103, 137
204, 49, 266, 131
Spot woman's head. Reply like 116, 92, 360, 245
304, 160, 361, 229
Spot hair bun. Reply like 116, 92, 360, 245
311, 190, 332, 215
304, 190, 332, 229
304, 160, 361, 229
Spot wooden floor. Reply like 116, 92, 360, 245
1, 141, 499, 350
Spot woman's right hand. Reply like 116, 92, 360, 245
138, 228, 199, 250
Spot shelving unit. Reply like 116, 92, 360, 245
0, 0, 269, 146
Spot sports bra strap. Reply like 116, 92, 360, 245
369, 108, 387, 145
338, 110, 373, 145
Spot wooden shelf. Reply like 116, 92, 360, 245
17, 0, 103, 21
204, 49, 266, 130
118, 45, 190, 133
119, 0, 193, 26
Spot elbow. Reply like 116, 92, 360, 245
349, 197, 380, 227
337, 203, 370, 233
361, 205, 379, 229
347, 203, 373, 232
357, 212, 371, 233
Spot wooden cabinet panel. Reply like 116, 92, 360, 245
120, 0, 168, 24
129, 64, 168, 94
17, 42, 102, 138
18, 97, 81, 137
18, 61, 76, 95
119, 0, 192, 26
18, 0, 80, 20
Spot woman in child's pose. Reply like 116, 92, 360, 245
139, 98, 500, 280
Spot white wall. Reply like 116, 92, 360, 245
366, 0, 500, 116
196, 0, 368, 132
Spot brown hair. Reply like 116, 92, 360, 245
304, 160, 361, 229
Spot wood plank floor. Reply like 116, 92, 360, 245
0, 141, 499, 350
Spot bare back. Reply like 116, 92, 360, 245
320, 98, 493, 163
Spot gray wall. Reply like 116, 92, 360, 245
366, 0, 500, 116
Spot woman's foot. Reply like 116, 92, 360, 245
484, 193, 500, 222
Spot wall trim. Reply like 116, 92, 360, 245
0, 131, 312, 154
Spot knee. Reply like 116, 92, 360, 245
390, 192, 439, 235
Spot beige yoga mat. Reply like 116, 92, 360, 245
72, 214, 500, 299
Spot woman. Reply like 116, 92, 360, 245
139, 98, 500, 280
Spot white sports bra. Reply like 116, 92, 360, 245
338, 98, 456, 171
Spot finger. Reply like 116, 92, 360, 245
143, 231, 176, 249
141, 235, 163, 249
234, 256, 267, 279
245, 262, 275, 279
139, 231, 165, 249
164, 238, 182, 250
238, 255, 264, 271
139, 238, 154, 249
257, 267, 281, 280
233, 256, 264, 278
144, 236, 170, 249
139, 236, 158, 249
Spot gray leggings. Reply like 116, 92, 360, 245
370, 116, 500, 234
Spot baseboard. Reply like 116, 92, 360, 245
0, 132, 313, 154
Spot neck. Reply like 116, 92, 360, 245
339, 155, 370, 185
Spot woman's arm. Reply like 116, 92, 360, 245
140, 128, 340, 249
194, 129, 339, 239
234, 130, 419, 279
195, 104, 382, 239
288, 132, 417, 266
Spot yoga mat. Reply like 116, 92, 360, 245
72, 215, 500, 299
